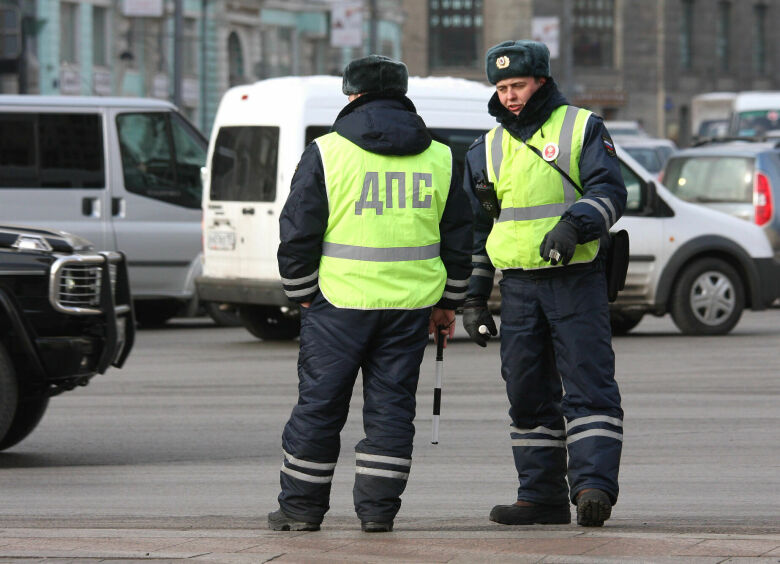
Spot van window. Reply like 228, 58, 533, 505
735, 110, 780, 136
620, 162, 644, 213
664, 156, 753, 203
0, 113, 104, 188
430, 128, 487, 178
210, 126, 279, 202
116, 112, 206, 209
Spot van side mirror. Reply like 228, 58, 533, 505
643, 181, 658, 215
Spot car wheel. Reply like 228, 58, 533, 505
609, 311, 644, 335
134, 300, 181, 328
670, 258, 744, 335
0, 393, 49, 452
0, 342, 19, 445
205, 302, 242, 327
239, 305, 300, 340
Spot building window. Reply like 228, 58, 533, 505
182, 18, 198, 76
754, 4, 767, 75
680, 0, 694, 70
92, 6, 108, 67
572, 0, 614, 68
228, 32, 245, 86
0, 4, 22, 60
429, 0, 483, 69
260, 26, 294, 78
716, 1, 730, 71
60, 2, 78, 64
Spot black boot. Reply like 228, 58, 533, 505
489, 502, 571, 525
576, 489, 612, 527
268, 508, 321, 531
361, 520, 394, 533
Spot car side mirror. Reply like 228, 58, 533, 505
643, 181, 658, 216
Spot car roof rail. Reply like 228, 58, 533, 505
691, 136, 759, 147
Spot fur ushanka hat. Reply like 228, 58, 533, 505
485, 40, 551, 84
342, 55, 409, 96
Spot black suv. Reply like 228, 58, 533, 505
0, 225, 134, 451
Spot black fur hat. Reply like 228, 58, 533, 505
486, 40, 551, 84
342, 55, 408, 96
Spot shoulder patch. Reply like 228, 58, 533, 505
602, 134, 616, 158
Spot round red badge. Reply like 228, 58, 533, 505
542, 142, 559, 161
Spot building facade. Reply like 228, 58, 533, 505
0, 0, 405, 133
401, 0, 780, 145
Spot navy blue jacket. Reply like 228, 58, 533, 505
464, 79, 627, 298
278, 93, 474, 309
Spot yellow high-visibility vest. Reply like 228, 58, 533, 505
484, 105, 599, 269
315, 132, 452, 309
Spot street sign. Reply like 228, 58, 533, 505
122, 0, 164, 17
330, 2, 363, 48
532, 17, 560, 60
0, 5, 21, 60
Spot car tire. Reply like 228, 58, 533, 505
239, 305, 300, 340
670, 258, 745, 335
0, 341, 19, 445
610, 311, 644, 335
0, 393, 49, 452
205, 302, 242, 327
134, 300, 181, 328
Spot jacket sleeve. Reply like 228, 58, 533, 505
277, 142, 329, 303
436, 153, 474, 310
462, 135, 496, 300
560, 115, 627, 243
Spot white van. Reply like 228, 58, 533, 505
199, 76, 779, 339
729, 91, 780, 137
691, 91, 736, 140
0, 96, 207, 326
198, 75, 497, 339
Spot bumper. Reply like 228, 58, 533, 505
753, 257, 780, 309
196, 276, 292, 307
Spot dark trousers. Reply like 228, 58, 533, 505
278, 293, 430, 523
499, 266, 623, 506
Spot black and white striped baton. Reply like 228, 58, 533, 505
431, 325, 445, 444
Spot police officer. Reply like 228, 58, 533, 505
269, 55, 473, 533
462, 41, 627, 527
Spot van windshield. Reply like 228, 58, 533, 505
663, 156, 754, 203
736, 110, 780, 137
210, 126, 280, 202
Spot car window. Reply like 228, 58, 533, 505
116, 112, 204, 209
736, 110, 780, 137
664, 156, 753, 203
210, 126, 279, 202
0, 113, 104, 189
624, 147, 662, 173
620, 162, 643, 213
429, 128, 488, 179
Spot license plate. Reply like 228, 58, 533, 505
207, 230, 236, 251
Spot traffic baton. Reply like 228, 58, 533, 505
431, 325, 445, 445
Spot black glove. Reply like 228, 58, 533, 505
539, 220, 579, 265
462, 297, 497, 347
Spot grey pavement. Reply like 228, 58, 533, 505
1, 311, 778, 562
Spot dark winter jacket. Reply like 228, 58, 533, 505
464, 78, 627, 298
278, 93, 474, 309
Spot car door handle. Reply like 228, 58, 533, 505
81, 197, 101, 218
112, 197, 125, 218
242, 207, 255, 215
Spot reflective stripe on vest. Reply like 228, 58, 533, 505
484, 105, 600, 270
315, 132, 452, 309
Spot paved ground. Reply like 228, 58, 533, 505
1, 311, 778, 563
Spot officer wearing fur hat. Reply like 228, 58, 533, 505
462, 41, 627, 527
269, 55, 473, 533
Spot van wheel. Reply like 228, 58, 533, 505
0, 393, 49, 452
0, 342, 19, 446
609, 311, 644, 335
205, 302, 242, 327
670, 258, 744, 335
134, 300, 181, 328
239, 305, 300, 340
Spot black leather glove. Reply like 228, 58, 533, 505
462, 297, 497, 347
539, 220, 579, 265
